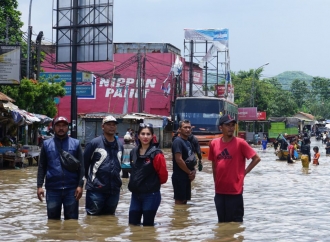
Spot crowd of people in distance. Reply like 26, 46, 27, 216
273, 130, 326, 165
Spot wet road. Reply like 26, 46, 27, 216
0, 138, 329, 241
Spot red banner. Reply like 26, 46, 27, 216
216, 84, 234, 97
258, 111, 267, 120
238, 107, 258, 121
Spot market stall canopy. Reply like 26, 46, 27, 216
33, 114, 53, 124
268, 117, 301, 127
0, 92, 15, 102
0, 101, 42, 125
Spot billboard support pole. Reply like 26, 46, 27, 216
189, 40, 193, 97
70, 0, 78, 138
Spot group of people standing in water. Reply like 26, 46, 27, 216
37, 114, 261, 225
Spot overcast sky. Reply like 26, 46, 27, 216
17, 0, 330, 78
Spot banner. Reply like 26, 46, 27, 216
258, 112, 267, 120
238, 107, 258, 121
0, 45, 21, 84
216, 84, 234, 97
184, 29, 229, 50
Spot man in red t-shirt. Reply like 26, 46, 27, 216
208, 114, 261, 223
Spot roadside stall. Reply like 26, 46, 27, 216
0, 95, 51, 168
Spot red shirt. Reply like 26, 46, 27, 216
208, 137, 256, 194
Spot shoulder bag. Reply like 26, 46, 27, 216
54, 140, 80, 172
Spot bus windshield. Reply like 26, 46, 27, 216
173, 98, 225, 134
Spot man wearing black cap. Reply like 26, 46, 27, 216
208, 114, 261, 223
37, 116, 84, 220
84, 115, 123, 215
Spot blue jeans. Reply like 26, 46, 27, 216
85, 190, 120, 215
129, 191, 161, 226
46, 188, 79, 220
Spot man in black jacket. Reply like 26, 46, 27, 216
84, 115, 123, 215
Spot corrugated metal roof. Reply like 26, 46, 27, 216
79, 112, 165, 120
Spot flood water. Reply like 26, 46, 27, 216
0, 138, 329, 241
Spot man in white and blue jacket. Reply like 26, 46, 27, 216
84, 115, 123, 215
37, 116, 84, 220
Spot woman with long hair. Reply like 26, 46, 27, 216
128, 123, 168, 226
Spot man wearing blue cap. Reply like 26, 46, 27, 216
208, 114, 261, 223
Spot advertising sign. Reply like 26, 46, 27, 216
184, 29, 229, 43
238, 107, 258, 121
64, 83, 95, 98
258, 111, 267, 120
0, 45, 21, 84
42, 52, 178, 120
216, 84, 234, 97
40, 72, 93, 82
184, 64, 203, 84
40, 72, 95, 98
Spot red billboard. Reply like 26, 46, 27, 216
238, 107, 258, 121
216, 84, 234, 98
258, 111, 267, 120
42, 53, 193, 121
238, 108, 267, 121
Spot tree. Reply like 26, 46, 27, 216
290, 79, 310, 108
0, 78, 66, 118
0, 0, 23, 44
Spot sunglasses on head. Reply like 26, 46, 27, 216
139, 123, 153, 128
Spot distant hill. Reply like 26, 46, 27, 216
274, 71, 313, 90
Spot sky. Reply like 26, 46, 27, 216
17, 0, 330, 79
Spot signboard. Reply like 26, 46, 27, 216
55, 0, 113, 63
0, 45, 21, 84
64, 83, 95, 98
184, 29, 229, 43
216, 84, 234, 97
40, 72, 95, 98
238, 107, 258, 121
40, 72, 93, 82
258, 111, 267, 120
184, 64, 203, 84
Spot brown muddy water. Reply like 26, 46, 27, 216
0, 138, 329, 241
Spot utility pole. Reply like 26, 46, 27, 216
70, 0, 78, 138
205, 40, 208, 96
137, 49, 142, 113
189, 40, 193, 97
142, 46, 146, 111
27, 0, 33, 79
36, 31, 43, 80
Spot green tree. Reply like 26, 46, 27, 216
0, 0, 23, 44
311, 77, 330, 101
290, 79, 310, 108
0, 78, 66, 117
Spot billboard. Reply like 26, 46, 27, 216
258, 111, 267, 120
216, 84, 234, 97
238, 107, 258, 121
55, 0, 114, 63
40, 72, 94, 83
0, 45, 21, 84
42, 52, 179, 120
184, 29, 229, 50
40, 72, 95, 98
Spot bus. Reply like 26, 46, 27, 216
173, 96, 238, 158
